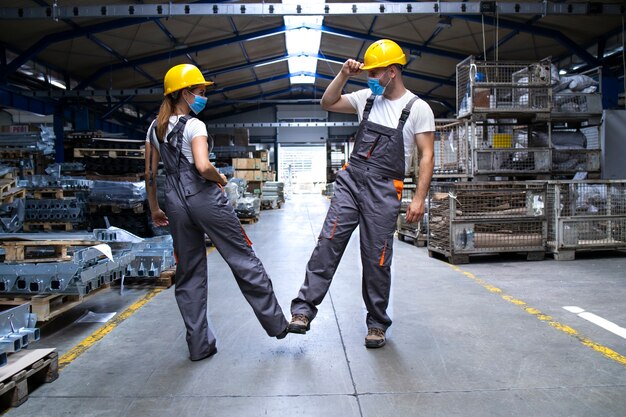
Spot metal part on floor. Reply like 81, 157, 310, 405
0, 303, 39, 365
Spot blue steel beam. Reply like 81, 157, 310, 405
76, 24, 290, 89
0, 86, 56, 115
208, 70, 453, 110
78, 23, 467, 88
318, 24, 467, 61
6, 0, 226, 77
28, 1, 157, 85
102, 95, 135, 120
450, 15, 600, 67
3, 18, 155, 76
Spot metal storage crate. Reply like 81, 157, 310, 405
428, 182, 547, 264
457, 56, 552, 119
433, 119, 471, 178
545, 180, 626, 260
552, 67, 602, 122
470, 121, 551, 176
551, 125, 601, 174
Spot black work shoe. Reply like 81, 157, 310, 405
287, 314, 310, 334
365, 328, 386, 348
275, 326, 289, 339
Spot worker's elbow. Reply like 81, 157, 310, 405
195, 161, 211, 177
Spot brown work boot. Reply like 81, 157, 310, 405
365, 327, 386, 348
287, 314, 310, 334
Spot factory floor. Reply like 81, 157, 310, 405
5, 194, 626, 417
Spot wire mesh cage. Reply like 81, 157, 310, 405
457, 56, 552, 119
545, 180, 626, 259
470, 121, 551, 175
551, 125, 601, 174
428, 182, 547, 262
433, 119, 471, 178
552, 67, 603, 119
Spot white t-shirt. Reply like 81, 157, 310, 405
145, 115, 208, 164
346, 89, 435, 175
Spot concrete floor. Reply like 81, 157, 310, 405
6, 194, 626, 416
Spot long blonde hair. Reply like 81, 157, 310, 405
155, 91, 181, 142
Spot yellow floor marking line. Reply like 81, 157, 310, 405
448, 264, 626, 368
58, 288, 164, 371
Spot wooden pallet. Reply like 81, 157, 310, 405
428, 249, 545, 265
21, 222, 76, 232
85, 172, 145, 182
29, 188, 86, 200
0, 286, 107, 322
88, 201, 145, 214
114, 267, 175, 288
0, 179, 17, 195
73, 148, 145, 159
0, 240, 101, 263
0, 348, 58, 409
0, 188, 26, 205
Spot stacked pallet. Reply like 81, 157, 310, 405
68, 133, 145, 176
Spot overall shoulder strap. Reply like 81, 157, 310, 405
148, 119, 159, 145
362, 95, 376, 121
166, 115, 189, 145
396, 96, 419, 130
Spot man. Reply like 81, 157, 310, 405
288, 39, 435, 348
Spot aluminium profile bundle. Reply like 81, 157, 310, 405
0, 245, 135, 296
93, 228, 175, 279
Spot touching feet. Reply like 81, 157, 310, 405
287, 314, 310, 334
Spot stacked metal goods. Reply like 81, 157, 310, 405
0, 303, 40, 367
544, 180, 626, 260
424, 57, 607, 263
428, 182, 547, 264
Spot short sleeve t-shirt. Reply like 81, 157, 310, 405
345, 89, 435, 175
145, 115, 208, 164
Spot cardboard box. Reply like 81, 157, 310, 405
473, 88, 491, 108
263, 171, 276, 181
234, 170, 263, 182
260, 162, 269, 172
233, 128, 249, 147
253, 150, 269, 162
232, 158, 261, 170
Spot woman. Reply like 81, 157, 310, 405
145, 64, 288, 361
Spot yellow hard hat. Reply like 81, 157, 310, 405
163, 64, 214, 96
361, 39, 407, 70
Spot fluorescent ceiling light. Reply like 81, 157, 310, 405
283, 0, 324, 85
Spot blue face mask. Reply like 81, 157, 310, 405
185, 91, 207, 114
367, 70, 391, 96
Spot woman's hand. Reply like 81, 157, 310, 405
151, 208, 169, 227
219, 173, 228, 185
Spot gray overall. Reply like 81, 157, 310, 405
291, 95, 418, 330
150, 116, 287, 360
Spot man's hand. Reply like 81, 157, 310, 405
405, 198, 426, 224
341, 59, 363, 77
151, 208, 169, 227
219, 173, 228, 186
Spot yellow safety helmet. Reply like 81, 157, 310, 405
361, 39, 407, 70
163, 64, 214, 96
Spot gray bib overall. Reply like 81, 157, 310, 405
291, 95, 418, 331
150, 116, 287, 360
